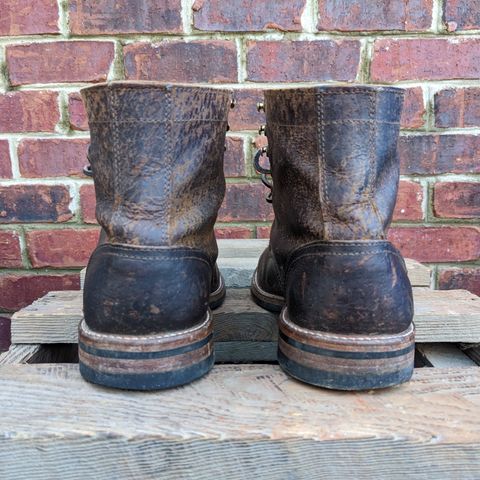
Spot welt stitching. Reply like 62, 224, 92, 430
317, 92, 329, 240
103, 253, 211, 266
267, 120, 400, 127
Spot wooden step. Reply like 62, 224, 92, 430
0, 363, 479, 479
80, 239, 432, 288
11, 288, 480, 351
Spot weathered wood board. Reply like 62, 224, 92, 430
416, 343, 478, 368
0, 344, 77, 365
11, 287, 480, 348
0, 364, 479, 479
79, 239, 431, 288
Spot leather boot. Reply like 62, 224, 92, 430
79, 82, 232, 390
251, 86, 415, 390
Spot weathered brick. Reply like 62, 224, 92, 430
0, 274, 80, 312
70, 0, 182, 34
218, 183, 274, 222
256, 226, 271, 239
401, 87, 425, 129
0, 0, 59, 36
393, 181, 424, 221
433, 182, 480, 219
69, 93, 89, 131
7, 41, 115, 86
0, 185, 72, 223
80, 184, 97, 224
388, 227, 480, 262
229, 89, 265, 131
318, 0, 432, 31
215, 226, 253, 239
435, 88, 480, 128
26, 229, 99, 268
224, 137, 245, 177
444, 0, 480, 31
124, 41, 238, 83
193, 0, 305, 32
246, 40, 361, 82
0, 91, 59, 133
439, 268, 480, 296
399, 135, 480, 175
371, 39, 480, 82
18, 139, 89, 178
0, 141, 12, 179
0, 231, 22, 268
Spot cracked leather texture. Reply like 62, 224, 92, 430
82, 82, 231, 335
256, 85, 413, 335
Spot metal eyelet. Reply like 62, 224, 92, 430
83, 165, 93, 177
258, 125, 266, 135
257, 102, 265, 112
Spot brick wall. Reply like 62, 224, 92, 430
1, 0, 479, 311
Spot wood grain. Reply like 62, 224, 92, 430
0, 364, 479, 479
11, 288, 480, 348
79, 239, 431, 288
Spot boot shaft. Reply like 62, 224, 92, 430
264, 86, 404, 255
82, 82, 232, 255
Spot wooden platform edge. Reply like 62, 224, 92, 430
0, 364, 479, 479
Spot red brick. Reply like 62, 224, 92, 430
0, 91, 59, 133
80, 184, 97, 224
401, 88, 425, 129
399, 135, 480, 175
256, 226, 271, 239
218, 183, 274, 222
444, 0, 480, 31
224, 137, 245, 177
0, 231, 22, 268
0, 274, 80, 312
371, 39, 480, 82
7, 41, 115, 86
124, 41, 238, 83
229, 89, 265, 131
0, 141, 12, 179
247, 40, 361, 82
26, 228, 100, 268
318, 0, 432, 31
388, 227, 480, 262
18, 139, 89, 178
193, 0, 304, 32
439, 268, 480, 296
0, 0, 59, 36
214, 226, 253, 239
69, 93, 89, 131
435, 88, 480, 128
433, 182, 480, 219
393, 181, 424, 221
0, 185, 72, 223
70, 0, 182, 34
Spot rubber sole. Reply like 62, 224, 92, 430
278, 308, 415, 390
78, 312, 214, 390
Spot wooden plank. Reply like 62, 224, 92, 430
11, 287, 480, 347
0, 344, 78, 365
416, 344, 478, 368
0, 344, 43, 365
0, 364, 479, 479
79, 239, 431, 288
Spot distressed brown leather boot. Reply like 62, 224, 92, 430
251, 86, 415, 390
79, 82, 232, 390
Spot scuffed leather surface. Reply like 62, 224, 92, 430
285, 242, 413, 335
84, 244, 212, 335
82, 82, 231, 262
81, 82, 231, 334
265, 86, 404, 267
256, 86, 412, 335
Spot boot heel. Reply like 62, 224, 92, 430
278, 309, 415, 391
78, 313, 214, 390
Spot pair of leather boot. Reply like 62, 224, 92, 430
79, 82, 414, 391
